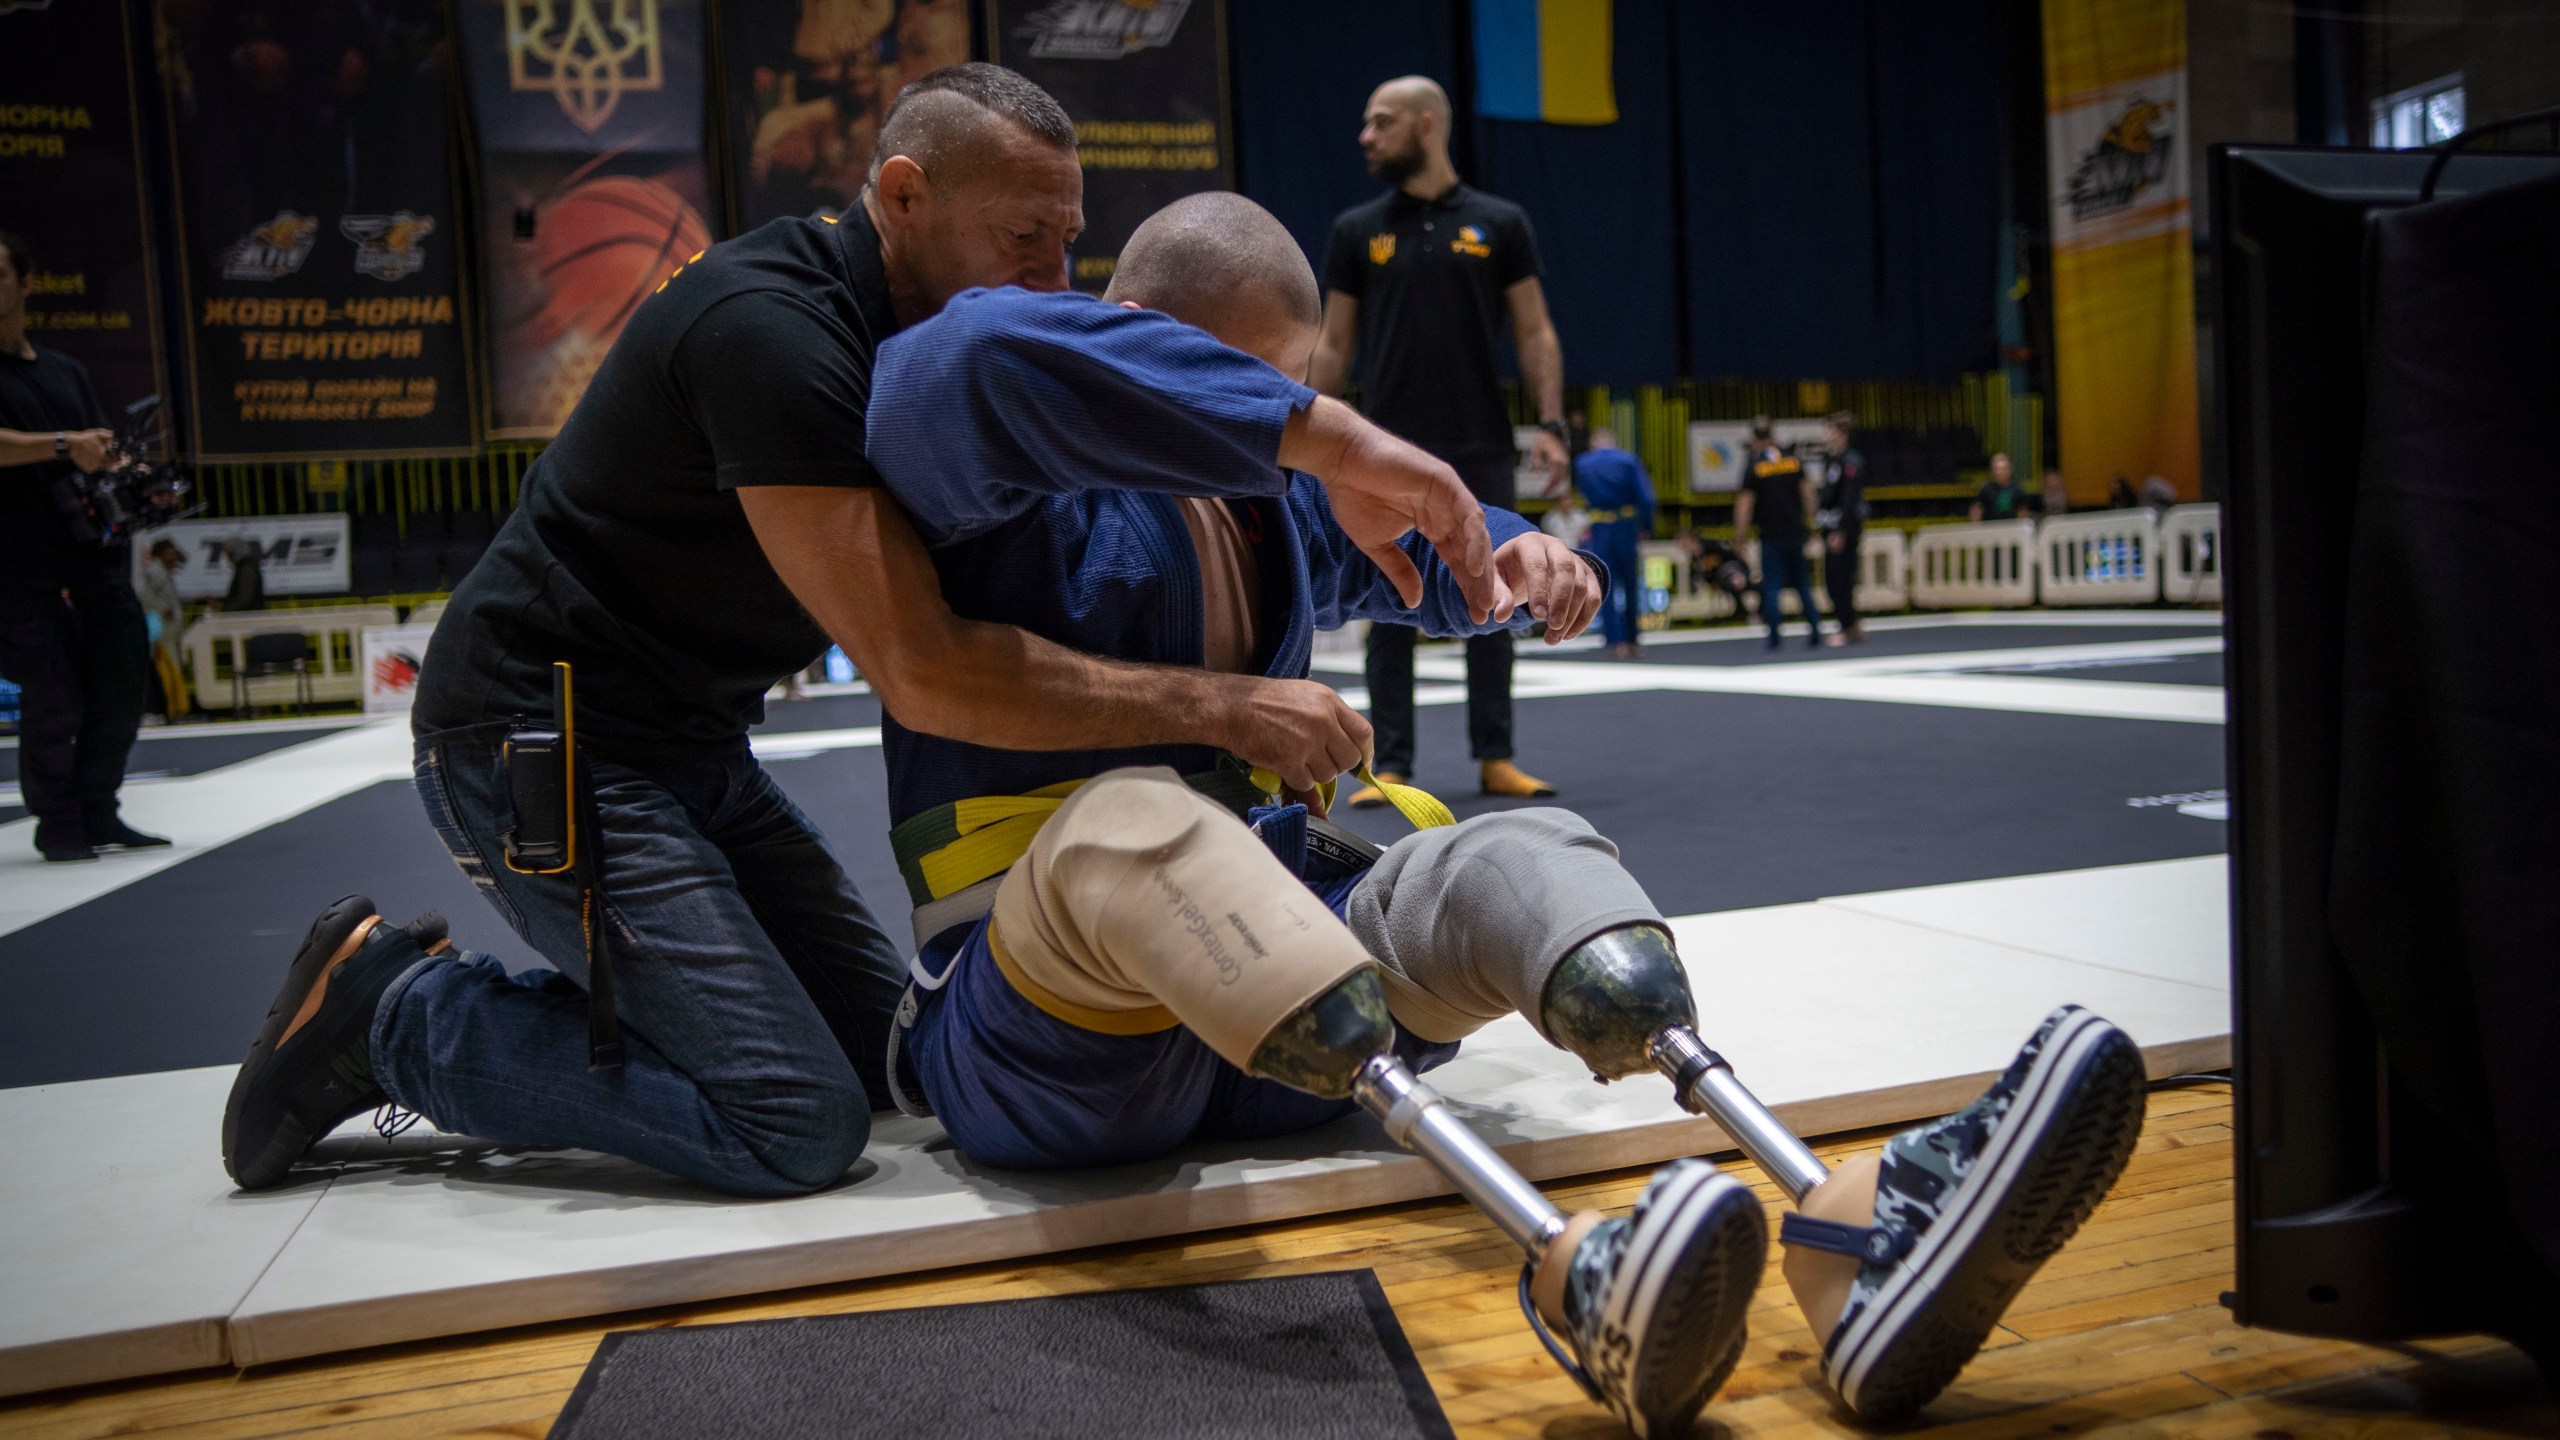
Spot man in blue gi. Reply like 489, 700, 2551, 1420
859, 194, 2153, 1436
1571, 428, 1656, 659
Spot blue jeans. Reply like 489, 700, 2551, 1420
380, 723, 908, 1196
1759, 540, 1825, 643
1590, 520, 1644, 647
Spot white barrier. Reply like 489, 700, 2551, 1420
1909, 520, 2039, 609
183, 605, 399, 711
1644, 539, 1740, 623
2160, 504, 2223, 604
1857, 530, 1909, 613
404, 599, 447, 629
2038, 510, 2161, 605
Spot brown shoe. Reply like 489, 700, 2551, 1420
1480, 759, 1558, 798
1346, 771, 1407, 808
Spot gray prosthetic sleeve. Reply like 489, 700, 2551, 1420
1342, 808, 1665, 1043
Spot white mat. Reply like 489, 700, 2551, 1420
0, 857, 2229, 1397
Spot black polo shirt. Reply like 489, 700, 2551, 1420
1323, 183, 1542, 471
1741, 446, 1812, 543
0, 343, 113, 595
414, 207, 902, 747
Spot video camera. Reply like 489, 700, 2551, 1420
51, 395, 195, 548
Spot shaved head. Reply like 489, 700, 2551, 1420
870, 62, 1075, 195
1373, 75, 1452, 132
1106, 193, 1319, 375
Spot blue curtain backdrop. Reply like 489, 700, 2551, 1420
1229, 0, 2005, 384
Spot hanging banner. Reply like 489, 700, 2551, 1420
984, 0, 1232, 294
0, 0, 166, 429
721, 0, 975, 232
456, 0, 717, 438
158, 0, 479, 462
2040, 0, 2199, 502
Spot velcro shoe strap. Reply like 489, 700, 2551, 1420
1780, 1212, 1915, 1265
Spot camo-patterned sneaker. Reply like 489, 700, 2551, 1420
1796, 1004, 2147, 1422
1525, 1160, 1766, 1438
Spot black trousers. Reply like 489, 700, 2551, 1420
0, 579, 149, 837
1360, 448, 1520, 775
1825, 528, 1862, 630
1363, 624, 1513, 773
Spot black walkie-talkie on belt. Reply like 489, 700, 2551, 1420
501, 662, 624, 1070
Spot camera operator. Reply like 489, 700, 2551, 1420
0, 228, 168, 862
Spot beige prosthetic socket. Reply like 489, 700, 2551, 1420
987, 766, 1376, 1072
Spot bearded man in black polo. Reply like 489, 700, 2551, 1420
1312, 76, 1574, 805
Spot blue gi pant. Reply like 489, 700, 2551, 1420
381, 723, 909, 1196
1590, 519, 1645, 647
1759, 540, 1825, 644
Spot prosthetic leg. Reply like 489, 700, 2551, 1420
1535, 924, 2150, 1424
991, 771, 1765, 1440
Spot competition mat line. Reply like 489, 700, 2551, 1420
0, 855, 2231, 1397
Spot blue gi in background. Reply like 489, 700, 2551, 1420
1571, 442, 1655, 650
865, 288, 1560, 1169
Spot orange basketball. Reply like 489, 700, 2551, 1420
525, 176, 710, 349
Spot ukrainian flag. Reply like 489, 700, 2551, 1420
1474, 0, 1617, 125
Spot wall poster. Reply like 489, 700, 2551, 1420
0, 0, 168, 431
454, 0, 716, 438
157, 0, 478, 461
721, 0, 975, 233
984, 0, 1232, 293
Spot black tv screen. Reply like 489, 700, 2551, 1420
2216, 143, 2560, 1354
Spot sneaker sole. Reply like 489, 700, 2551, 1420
1595, 1164, 1766, 1439
1825, 1009, 2148, 1422
220, 894, 381, 1189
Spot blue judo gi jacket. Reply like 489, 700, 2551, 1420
864, 287, 1544, 831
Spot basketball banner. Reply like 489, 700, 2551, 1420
0, 0, 166, 433
720, 0, 975, 233
2040, 0, 2199, 502
984, 0, 1233, 294
157, 0, 479, 462
455, 0, 717, 439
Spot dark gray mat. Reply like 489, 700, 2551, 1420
1324, 689, 2227, 912
0, 722, 355, 785
546, 1272, 1452, 1440
1526, 621, 2218, 667
0, 686, 2226, 1087
1948, 653, 2226, 686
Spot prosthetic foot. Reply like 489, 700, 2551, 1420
1537, 933, 2150, 1422
1794, 1004, 2147, 1421
1327, 1024, 1763, 1440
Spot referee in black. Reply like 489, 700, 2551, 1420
1313, 75, 1571, 803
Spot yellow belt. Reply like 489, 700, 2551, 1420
890, 762, 1454, 909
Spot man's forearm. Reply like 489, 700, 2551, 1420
0, 429, 61, 466
880, 617, 1245, 753
1518, 325, 1566, 423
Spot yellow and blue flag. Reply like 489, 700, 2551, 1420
1473, 0, 1617, 125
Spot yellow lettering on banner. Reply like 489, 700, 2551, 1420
1075, 120, 1215, 145
0, 104, 95, 129
0, 133, 68, 158
1075, 145, 1220, 172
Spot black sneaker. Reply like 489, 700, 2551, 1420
1809, 1005, 2148, 1421
89, 817, 173, 850
1528, 1160, 1766, 1438
222, 894, 447, 1190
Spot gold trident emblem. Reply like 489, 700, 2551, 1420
507, 0, 663, 135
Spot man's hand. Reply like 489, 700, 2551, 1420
1530, 428, 1570, 495
1495, 532, 1603, 645
1213, 675, 1374, 792
1826, 531, 1844, 553
64, 429, 113, 471
1280, 397, 1502, 622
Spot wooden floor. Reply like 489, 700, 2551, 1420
7, 1086, 2553, 1439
